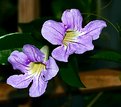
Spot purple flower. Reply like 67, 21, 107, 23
41, 9, 107, 62
7, 44, 59, 97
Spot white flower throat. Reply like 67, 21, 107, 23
28, 45, 48, 77
63, 30, 80, 46
29, 62, 45, 76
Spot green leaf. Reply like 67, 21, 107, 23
59, 59, 85, 88
0, 32, 42, 50
91, 50, 121, 63
0, 32, 42, 65
18, 18, 49, 43
0, 48, 21, 65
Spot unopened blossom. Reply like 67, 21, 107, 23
41, 9, 107, 62
7, 44, 59, 97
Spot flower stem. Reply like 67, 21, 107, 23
97, 0, 102, 17
86, 92, 103, 107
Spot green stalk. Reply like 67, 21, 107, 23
86, 92, 103, 107
97, 0, 102, 17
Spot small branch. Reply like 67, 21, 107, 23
86, 92, 103, 107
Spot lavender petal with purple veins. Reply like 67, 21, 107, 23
41, 9, 107, 62
7, 44, 59, 97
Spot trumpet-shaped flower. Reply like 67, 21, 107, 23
7, 44, 59, 97
41, 9, 107, 62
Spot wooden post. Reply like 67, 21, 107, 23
18, 0, 40, 23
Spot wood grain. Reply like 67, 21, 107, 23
18, 0, 40, 23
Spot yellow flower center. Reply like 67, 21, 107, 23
29, 62, 46, 76
63, 30, 80, 46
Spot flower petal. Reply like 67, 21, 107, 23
41, 20, 65, 45
52, 45, 70, 62
73, 43, 94, 54
23, 44, 44, 62
41, 57, 59, 81
82, 20, 107, 40
7, 74, 32, 88
8, 51, 30, 73
76, 35, 94, 52
29, 77, 48, 97
71, 43, 87, 54
61, 9, 83, 30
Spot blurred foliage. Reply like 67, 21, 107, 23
89, 91, 121, 107
59, 58, 85, 88
18, 18, 47, 44
91, 50, 121, 63
0, 0, 17, 34
52, 0, 97, 20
